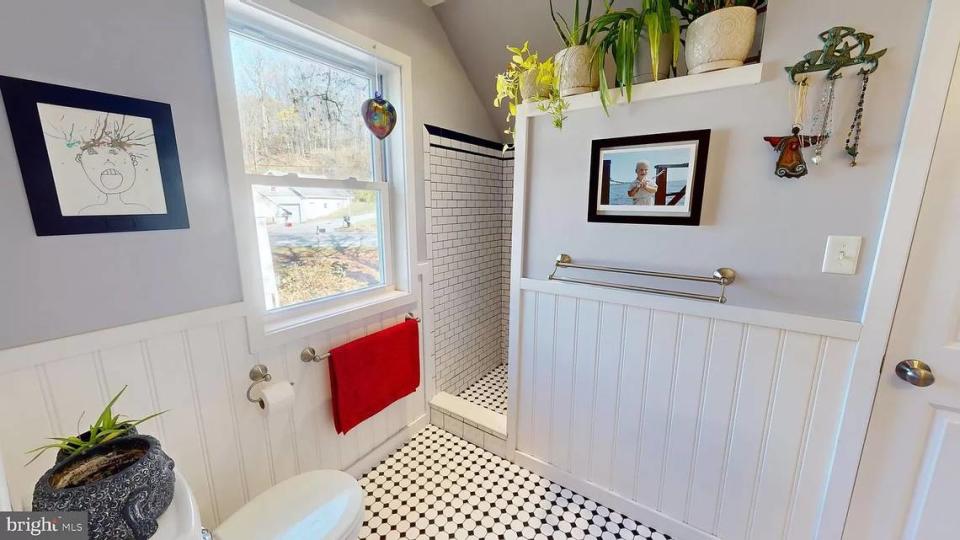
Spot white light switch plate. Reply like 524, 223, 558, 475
823, 235, 862, 275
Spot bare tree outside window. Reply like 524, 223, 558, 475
230, 32, 374, 180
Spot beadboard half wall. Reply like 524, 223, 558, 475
509, 278, 863, 540
0, 269, 434, 526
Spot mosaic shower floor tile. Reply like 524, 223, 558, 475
457, 364, 508, 415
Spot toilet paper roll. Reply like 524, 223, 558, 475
251, 380, 295, 415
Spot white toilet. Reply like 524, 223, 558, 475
155, 469, 364, 540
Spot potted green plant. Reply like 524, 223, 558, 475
549, 0, 606, 96
28, 387, 173, 540
494, 42, 568, 147
590, 0, 680, 111
495, 42, 553, 107
673, 0, 764, 74
635, 0, 682, 83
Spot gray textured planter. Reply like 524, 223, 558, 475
34, 435, 175, 540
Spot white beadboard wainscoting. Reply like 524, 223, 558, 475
0, 294, 428, 527
509, 278, 862, 540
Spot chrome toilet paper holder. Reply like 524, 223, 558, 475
246, 364, 273, 407
246, 364, 294, 408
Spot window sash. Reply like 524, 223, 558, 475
227, 25, 388, 184
249, 173, 395, 314
244, 174, 388, 192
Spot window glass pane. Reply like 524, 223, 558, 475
230, 32, 375, 180
253, 185, 384, 309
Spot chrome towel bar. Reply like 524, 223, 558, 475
300, 312, 421, 363
548, 253, 736, 304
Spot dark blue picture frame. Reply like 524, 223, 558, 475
0, 76, 189, 235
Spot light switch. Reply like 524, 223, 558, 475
822, 235, 862, 275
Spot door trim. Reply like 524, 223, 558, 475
826, 1, 960, 537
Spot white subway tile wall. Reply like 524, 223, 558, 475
501, 158, 513, 367
423, 127, 513, 396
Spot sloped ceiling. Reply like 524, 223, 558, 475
432, 0, 583, 143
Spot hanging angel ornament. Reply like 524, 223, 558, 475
764, 126, 823, 179
763, 77, 822, 179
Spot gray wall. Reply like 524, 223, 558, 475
523, 0, 929, 321
0, 0, 242, 348
0, 0, 497, 349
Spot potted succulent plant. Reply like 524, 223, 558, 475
549, 0, 605, 96
28, 387, 173, 540
495, 42, 568, 147
673, 0, 764, 74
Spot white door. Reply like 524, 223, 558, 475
845, 53, 960, 539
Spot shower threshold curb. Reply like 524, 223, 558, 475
429, 392, 508, 457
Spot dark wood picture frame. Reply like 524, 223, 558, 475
587, 129, 711, 226
0, 75, 188, 236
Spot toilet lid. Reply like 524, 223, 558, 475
215, 470, 363, 540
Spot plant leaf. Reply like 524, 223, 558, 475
573, 0, 581, 44
671, 18, 682, 66
95, 385, 127, 430
126, 410, 169, 428
549, 0, 571, 45
596, 44, 612, 115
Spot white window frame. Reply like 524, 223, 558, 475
204, 0, 418, 352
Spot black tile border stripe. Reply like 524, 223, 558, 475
429, 142, 515, 162
424, 124, 505, 152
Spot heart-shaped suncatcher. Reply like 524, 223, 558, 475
361, 91, 397, 140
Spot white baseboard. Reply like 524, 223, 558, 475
346, 414, 428, 478
512, 451, 720, 540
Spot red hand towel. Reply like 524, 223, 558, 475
328, 319, 420, 434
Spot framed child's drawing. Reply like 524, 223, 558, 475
0, 76, 188, 235
588, 129, 711, 226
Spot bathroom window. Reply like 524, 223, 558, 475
210, 0, 416, 349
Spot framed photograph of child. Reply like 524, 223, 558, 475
587, 129, 711, 225
0, 75, 189, 235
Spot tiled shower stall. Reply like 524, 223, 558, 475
423, 125, 513, 412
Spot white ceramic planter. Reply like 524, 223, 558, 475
519, 69, 549, 103
685, 6, 757, 75
633, 33, 674, 84
554, 45, 599, 97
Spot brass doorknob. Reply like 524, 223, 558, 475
895, 359, 935, 387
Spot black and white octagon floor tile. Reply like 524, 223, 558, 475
457, 364, 508, 415
359, 424, 672, 540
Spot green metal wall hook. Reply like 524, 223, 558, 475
786, 26, 887, 83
